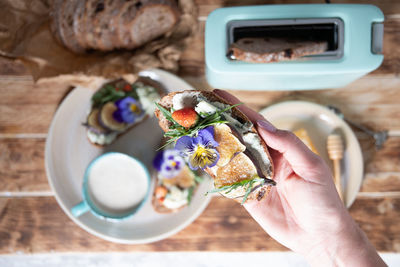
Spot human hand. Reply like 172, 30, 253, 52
214, 89, 386, 267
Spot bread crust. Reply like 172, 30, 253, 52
155, 90, 275, 203
229, 37, 328, 63
97, 0, 127, 50
118, 0, 180, 49
58, 0, 86, 53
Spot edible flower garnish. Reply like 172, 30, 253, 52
155, 102, 242, 150
153, 149, 185, 178
175, 126, 220, 170
112, 96, 143, 123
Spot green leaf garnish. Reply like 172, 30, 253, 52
155, 102, 242, 150
185, 170, 205, 205
193, 173, 204, 184
92, 85, 125, 107
91, 82, 156, 108
187, 186, 195, 204
206, 177, 265, 205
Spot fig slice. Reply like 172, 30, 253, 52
86, 108, 108, 134
99, 102, 127, 132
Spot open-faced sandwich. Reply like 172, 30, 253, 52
84, 77, 163, 146
152, 148, 203, 213
154, 90, 275, 204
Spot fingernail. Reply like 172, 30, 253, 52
257, 120, 277, 133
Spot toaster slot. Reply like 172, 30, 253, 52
227, 18, 344, 60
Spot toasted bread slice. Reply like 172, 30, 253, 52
155, 90, 275, 203
228, 37, 328, 63
213, 123, 246, 167
152, 165, 196, 213
85, 76, 165, 147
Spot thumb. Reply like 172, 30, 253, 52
256, 120, 324, 179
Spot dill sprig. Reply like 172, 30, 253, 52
155, 102, 242, 150
186, 171, 205, 204
206, 177, 265, 205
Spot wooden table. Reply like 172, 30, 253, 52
1, 0, 400, 254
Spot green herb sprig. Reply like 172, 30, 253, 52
92, 85, 125, 107
155, 102, 242, 150
187, 186, 195, 204
91, 83, 150, 108
186, 170, 205, 204
206, 177, 265, 205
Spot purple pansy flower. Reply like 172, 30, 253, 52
175, 126, 220, 170
153, 149, 185, 179
113, 97, 143, 124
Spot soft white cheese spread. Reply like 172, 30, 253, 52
136, 86, 161, 115
242, 132, 272, 177
195, 100, 218, 117
172, 91, 200, 110
87, 130, 117, 145
162, 186, 188, 210
221, 179, 264, 199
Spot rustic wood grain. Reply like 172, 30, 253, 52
0, 196, 399, 253
0, 138, 48, 193
362, 172, 400, 193
0, 0, 400, 255
1, 137, 400, 193
1, 76, 400, 135
0, 58, 29, 76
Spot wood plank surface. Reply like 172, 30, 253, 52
1, 0, 400, 255
0, 138, 47, 193
0, 196, 399, 253
1, 76, 400, 135
1, 137, 400, 193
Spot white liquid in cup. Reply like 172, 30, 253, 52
87, 153, 149, 216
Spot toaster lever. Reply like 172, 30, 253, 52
371, 23, 384, 54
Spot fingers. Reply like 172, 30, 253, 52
213, 89, 266, 123
257, 120, 324, 178
213, 89, 326, 181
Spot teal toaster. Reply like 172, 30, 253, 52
205, 4, 384, 90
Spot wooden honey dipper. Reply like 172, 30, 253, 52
327, 134, 344, 203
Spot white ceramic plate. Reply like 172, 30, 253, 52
260, 101, 363, 208
45, 69, 213, 244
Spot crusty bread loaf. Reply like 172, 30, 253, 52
155, 90, 275, 203
51, 0, 180, 53
60, 0, 86, 53
72, 0, 88, 49
97, 0, 126, 50
228, 37, 328, 63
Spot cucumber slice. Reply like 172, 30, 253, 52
99, 102, 126, 131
